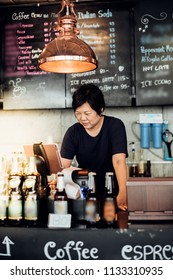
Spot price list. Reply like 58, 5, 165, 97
109, 21, 116, 66
66, 2, 132, 107
2, 5, 65, 109
3, 9, 59, 78
1, 2, 132, 109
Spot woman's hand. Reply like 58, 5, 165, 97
116, 191, 128, 211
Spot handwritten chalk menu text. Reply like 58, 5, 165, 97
66, 2, 132, 107
2, 5, 65, 109
135, 0, 173, 106
0, 2, 132, 109
2, 0, 173, 109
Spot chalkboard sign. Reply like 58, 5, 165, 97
0, 2, 132, 109
135, 0, 173, 106
66, 2, 132, 107
0, 226, 173, 260
1, 4, 65, 109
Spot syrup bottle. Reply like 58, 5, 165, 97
85, 172, 99, 227
54, 172, 68, 214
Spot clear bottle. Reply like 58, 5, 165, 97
54, 172, 68, 214
0, 156, 8, 226
85, 172, 99, 227
138, 148, 145, 177
80, 180, 89, 199
8, 154, 23, 226
23, 156, 40, 226
48, 174, 57, 214
129, 142, 138, 177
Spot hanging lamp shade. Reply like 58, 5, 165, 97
38, 0, 98, 73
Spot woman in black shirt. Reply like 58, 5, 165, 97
60, 84, 128, 211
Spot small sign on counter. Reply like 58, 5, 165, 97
47, 214, 71, 229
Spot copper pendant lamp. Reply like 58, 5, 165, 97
38, 0, 98, 74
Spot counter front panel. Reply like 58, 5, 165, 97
0, 226, 173, 260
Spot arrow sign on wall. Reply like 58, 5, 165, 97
0, 236, 14, 257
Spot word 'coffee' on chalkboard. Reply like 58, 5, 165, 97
135, 0, 173, 106
65, 2, 132, 107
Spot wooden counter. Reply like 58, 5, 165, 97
127, 177, 173, 220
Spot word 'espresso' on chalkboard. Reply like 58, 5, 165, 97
66, 3, 132, 107
135, 0, 173, 106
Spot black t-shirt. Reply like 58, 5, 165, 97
60, 115, 128, 197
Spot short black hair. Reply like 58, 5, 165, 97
72, 84, 106, 115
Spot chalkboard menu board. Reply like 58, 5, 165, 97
0, 1, 132, 109
135, 0, 173, 106
66, 2, 132, 107
0, 14, 3, 104
1, 4, 65, 109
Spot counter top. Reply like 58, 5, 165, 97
127, 177, 173, 181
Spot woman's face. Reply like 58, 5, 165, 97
74, 102, 102, 130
